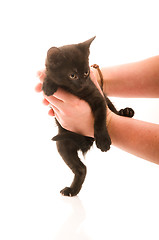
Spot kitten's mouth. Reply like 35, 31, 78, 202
71, 80, 85, 89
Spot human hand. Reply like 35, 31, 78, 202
35, 68, 112, 137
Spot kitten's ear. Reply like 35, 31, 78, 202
82, 36, 96, 48
78, 36, 96, 53
47, 47, 63, 67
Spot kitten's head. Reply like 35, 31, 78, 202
44, 37, 95, 93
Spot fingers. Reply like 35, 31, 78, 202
35, 69, 45, 92
90, 68, 104, 96
90, 68, 96, 83
36, 69, 77, 103
42, 96, 60, 117
53, 88, 79, 103
48, 108, 55, 116
36, 70, 62, 116
42, 98, 49, 105
37, 69, 46, 82
35, 83, 42, 92
36, 69, 56, 117
44, 95, 64, 111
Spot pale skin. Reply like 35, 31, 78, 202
35, 56, 159, 164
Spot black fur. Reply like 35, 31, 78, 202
42, 37, 134, 196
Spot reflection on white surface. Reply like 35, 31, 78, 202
1, 143, 159, 240
55, 197, 91, 240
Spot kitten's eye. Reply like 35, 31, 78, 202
69, 74, 78, 80
84, 71, 89, 77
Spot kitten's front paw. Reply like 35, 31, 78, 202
42, 82, 56, 96
42, 80, 58, 96
60, 187, 78, 197
95, 132, 111, 152
119, 108, 134, 118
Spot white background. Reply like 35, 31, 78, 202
0, 0, 159, 239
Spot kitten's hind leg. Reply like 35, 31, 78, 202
56, 140, 86, 197
105, 96, 134, 118
118, 108, 134, 118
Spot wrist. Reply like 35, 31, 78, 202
91, 65, 108, 94
106, 110, 115, 135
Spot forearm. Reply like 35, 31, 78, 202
93, 56, 159, 98
107, 112, 159, 164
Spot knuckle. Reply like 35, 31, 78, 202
59, 118, 67, 129
61, 109, 70, 117
74, 98, 80, 106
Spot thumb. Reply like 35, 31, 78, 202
90, 68, 104, 96
37, 69, 46, 83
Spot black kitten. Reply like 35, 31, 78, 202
42, 37, 134, 196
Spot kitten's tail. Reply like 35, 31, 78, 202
52, 133, 74, 141
52, 133, 94, 142
52, 133, 94, 155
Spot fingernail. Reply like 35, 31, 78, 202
36, 71, 42, 78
